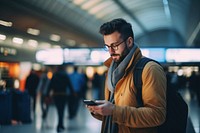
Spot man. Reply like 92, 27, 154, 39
86, 18, 167, 133
36, 67, 51, 120
47, 65, 75, 132
68, 66, 85, 119
25, 69, 39, 114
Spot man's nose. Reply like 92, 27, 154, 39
108, 47, 115, 53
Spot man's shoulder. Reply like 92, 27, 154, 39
141, 59, 164, 78
144, 59, 162, 69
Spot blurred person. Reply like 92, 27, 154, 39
68, 66, 86, 119
169, 71, 179, 91
86, 18, 166, 133
36, 67, 51, 120
189, 71, 199, 99
47, 65, 74, 132
79, 68, 89, 99
196, 72, 200, 106
92, 71, 104, 100
25, 69, 39, 114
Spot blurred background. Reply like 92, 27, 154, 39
0, 0, 200, 133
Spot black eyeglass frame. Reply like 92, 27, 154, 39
104, 38, 128, 51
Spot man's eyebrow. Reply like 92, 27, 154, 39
105, 40, 120, 46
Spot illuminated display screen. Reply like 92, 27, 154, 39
35, 48, 200, 65
35, 48, 63, 65
90, 48, 110, 63
141, 48, 166, 62
64, 48, 90, 65
166, 48, 200, 62
64, 48, 110, 65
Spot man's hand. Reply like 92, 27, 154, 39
86, 100, 114, 116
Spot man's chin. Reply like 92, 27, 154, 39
111, 54, 122, 62
112, 55, 124, 63
112, 57, 120, 62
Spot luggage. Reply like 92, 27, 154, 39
12, 89, 31, 123
0, 90, 12, 125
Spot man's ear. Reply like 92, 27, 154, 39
127, 37, 133, 48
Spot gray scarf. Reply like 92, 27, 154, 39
103, 44, 138, 133
107, 44, 138, 93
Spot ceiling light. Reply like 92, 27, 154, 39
27, 39, 38, 48
50, 34, 60, 42
89, 1, 108, 15
51, 45, 61, 48
0, 20, 12, 27
66, 39, 76, 46
39, 42, 51, 49
80, 43, 87, 47
12, 37, 23, 45
81, 0, 101, 10
27, 28, 40, 35
73, 0, 85, 5
0, 34, 6, 41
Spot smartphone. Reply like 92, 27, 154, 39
83, 100, 102, 106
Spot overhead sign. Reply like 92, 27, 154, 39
141, 48, 166, 62
35, 48, 63, 65
36, 47, 200, 65
166, 48, 200, 62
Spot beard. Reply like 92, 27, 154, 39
111, 44, 130, 63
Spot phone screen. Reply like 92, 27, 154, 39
83, 100, 100, 106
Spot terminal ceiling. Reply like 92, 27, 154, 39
0, 0, 200, 52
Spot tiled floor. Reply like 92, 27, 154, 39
0, 102, 102, 133
0, 88, 199, 133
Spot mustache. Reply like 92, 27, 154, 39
111, 54, 120, 56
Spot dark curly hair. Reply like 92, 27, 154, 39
99, 18, 134, 41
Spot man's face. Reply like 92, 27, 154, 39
104, 31, 130, 63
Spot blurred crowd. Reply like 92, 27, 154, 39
24, 65, 105, 132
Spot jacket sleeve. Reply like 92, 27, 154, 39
112, 62, 167, 128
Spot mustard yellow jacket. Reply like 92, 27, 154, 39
93, 47, 167, 133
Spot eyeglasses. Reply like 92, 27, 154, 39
104, 39, 127, 51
